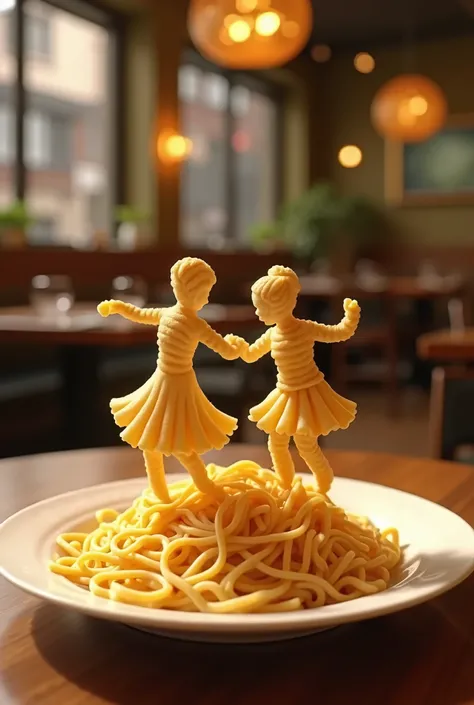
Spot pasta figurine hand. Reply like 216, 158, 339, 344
244, 265, 359, 495
97, 300, 115, 317
344, 298, 360, 319
224, 334, 247, 357
104, 258, 246, 503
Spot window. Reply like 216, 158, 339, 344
25, 110, 52, 168
26, 13, 51, 57
0, 8, 15, 202
0, 105, 14, 164
180, 61, 282, 248
28, 216, 57, 245
8, 6, 52, 59
1, 0, 120, 247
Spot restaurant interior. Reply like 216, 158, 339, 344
1, 0, 473, 466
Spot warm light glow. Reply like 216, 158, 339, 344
371, 73, 447, 142
409, 95, 428, 116
255, 11, 281, 37
311, 44, 331, 62
236, 0, 257, 11
223, 13, 240, 27
158, 132, 193, 162
354, 52, 375, 74
227, 18, 251, 42
282, 20, 299, 38
338, 145, 362, 168
188, 0, 312, 69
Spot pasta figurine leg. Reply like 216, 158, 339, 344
294, 434, 333, 494
268, 432, 294, 488
143, 451, 170, 503
176, 452, 225, 500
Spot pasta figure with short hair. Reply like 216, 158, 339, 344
97, 257, 242, 502
235, 265, 360, 493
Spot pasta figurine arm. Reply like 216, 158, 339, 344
97, 299, 162, 325
236, 329, 272, 363
309, 298, 361, 343
199, 320, 242, 360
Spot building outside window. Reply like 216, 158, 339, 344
179, 59, 282, 248
0, 0, 118, 247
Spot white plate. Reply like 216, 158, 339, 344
1, 475, 473, 643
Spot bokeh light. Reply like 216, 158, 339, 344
338, 145, 363, 168
371, 73, 447, 142
311, 44, 332, 62
354, 52, 375, 74
158, 132, 193, 162
188, 0, 312, 69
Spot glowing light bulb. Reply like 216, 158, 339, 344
228, 18, 251, 42
354, 52, 375, 74
338, 145, 362, 168
408, 95, 428, 116
158, 132, 193, 162
255, 11, 280, 37
188, 0, 313, 70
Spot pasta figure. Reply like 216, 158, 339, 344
97, 257, 242, 502
235, 265, 360, 493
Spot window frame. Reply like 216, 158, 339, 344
9, 0, 126, 235
9, 8, 53, 61
180, 49, 285, 245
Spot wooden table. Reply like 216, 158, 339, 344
417, 328, 474, 362
1, 445, 473, 705
0, 305, 258, 449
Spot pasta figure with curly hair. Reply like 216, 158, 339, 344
233, 265, 360, 494
97, 257, 242, 501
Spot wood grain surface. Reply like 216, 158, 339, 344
417, 328, 474, 361
0, 445, 473, 705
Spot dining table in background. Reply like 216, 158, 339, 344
298, 274, 469, 416
417, 328, 474, 460
0, 304, 259, 450
0, 444, 473, 705
417, 328, 474, 363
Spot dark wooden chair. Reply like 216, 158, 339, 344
429, 367, 474, 462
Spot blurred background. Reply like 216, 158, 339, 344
0, 0, 473, 465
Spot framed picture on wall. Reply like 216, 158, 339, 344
384, 114, 474, 206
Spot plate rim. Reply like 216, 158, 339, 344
1, 474, 473, 634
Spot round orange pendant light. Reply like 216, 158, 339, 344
371, 73, 447, 142
187, 0, 312, 70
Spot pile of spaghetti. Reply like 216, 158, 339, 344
49, 461, 401, 613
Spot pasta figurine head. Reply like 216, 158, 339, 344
251, 265, 301, 325
171, 257, 217, 311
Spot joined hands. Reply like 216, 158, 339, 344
224, 334, 248, 359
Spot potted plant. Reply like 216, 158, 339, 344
114, 205, 150, 251
251, 182, 386, 274
0, 201, 32, 249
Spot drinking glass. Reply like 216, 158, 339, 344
111, 276, 147, 307
30, 275, 75, 320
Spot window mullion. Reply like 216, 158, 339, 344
14, 0, 26, 200
225, 73, 236, 242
